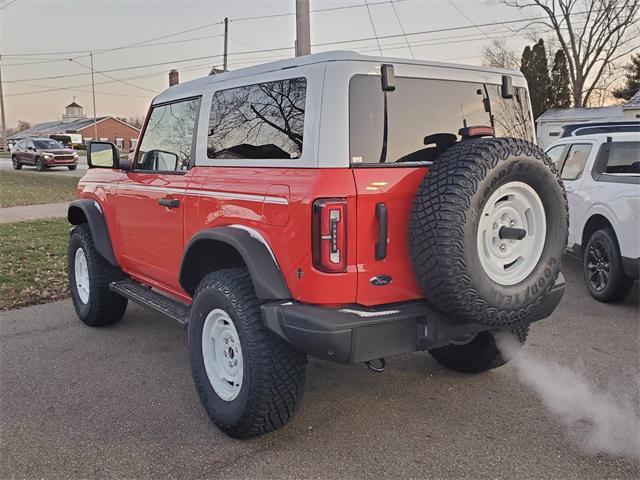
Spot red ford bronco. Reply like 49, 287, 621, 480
67, 51, 567, 439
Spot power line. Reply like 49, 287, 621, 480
363, 0, 383, 56
390, 0, 415, 59
448, 0, 493, 41
70, 58, 157, 94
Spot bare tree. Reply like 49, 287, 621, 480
483, 39, 520, 69
503, 0, 640, 106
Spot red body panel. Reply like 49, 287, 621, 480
77, 162, 429, 307
351, 167, 426, 305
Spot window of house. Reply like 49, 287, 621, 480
604, 142, 640, 174
207, 77, 307, 160
99, 138, 108, 142
115, 138, 124, 149
561, 144, 592, 180
130, 138, 138, 149
349, 75, 533, 165
135, 97, 200, 171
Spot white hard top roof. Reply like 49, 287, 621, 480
154, 50, 523, 104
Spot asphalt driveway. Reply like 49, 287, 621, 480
1, 257, 638, 479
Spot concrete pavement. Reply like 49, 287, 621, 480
0, 201, 70, 224
0, 257, 638, 479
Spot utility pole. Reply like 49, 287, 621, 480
89, 52, 98, 139
295, 0, 311, 56
0, 55, 7, 151
223, 17, 229, 71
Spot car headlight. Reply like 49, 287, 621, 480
43, 154, 53, 159
73, 152, 79, 159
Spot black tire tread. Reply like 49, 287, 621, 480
190, 268, 306, 439
68, 224, 128, 326
409, 137, 568, 328
429, 325, 529, 373
583, 228, 634, 303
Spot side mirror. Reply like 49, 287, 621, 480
87, 141, 119, 169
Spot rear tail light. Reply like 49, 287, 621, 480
312, 198, 347, 273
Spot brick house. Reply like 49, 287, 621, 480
9, 101, 141, 150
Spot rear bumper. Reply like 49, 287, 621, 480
262, 273, 565, 364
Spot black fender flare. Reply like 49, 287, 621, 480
179, 227, 291, 300
67, 199, 118, 266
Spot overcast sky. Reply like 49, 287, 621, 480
0, 0, 623, 127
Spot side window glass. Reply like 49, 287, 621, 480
546, 145, 566, 170
561, 144, 592, 180
26, 140, 34, 149
207, 77, 307, 160
605, 142, 640, 174
136, 98, 200, 172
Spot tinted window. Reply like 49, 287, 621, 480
207, 78, 306, 160
34, 139, 63, 149
136, 98, 200, 171
349, 76, 533, 165
605, 142, 640, 174
561, 144, 591, 180
546, 145, 566, 169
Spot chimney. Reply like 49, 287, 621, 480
169, 69, 179, 86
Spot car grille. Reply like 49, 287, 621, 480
54, 155, 75, 161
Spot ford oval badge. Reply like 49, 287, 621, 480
370, 275, 392, 286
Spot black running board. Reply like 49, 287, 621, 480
110, 280, 190, 328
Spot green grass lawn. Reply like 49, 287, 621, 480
0, 218, 70, 310
0, 170, 79, 207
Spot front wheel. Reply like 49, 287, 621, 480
583, 228, 633, 303
188, 268, 307, 439
35, 157, 45, 171
11, 156, 22, 170
67, 224, 128, 326
68, 165, 77, 171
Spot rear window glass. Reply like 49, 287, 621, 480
605, 142, 640, 174
349, 75, 533, 165
207, 77, 306, 160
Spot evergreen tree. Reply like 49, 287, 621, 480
521, 40, 551, 119
612, 54, 640, 101
549, 50, 572, 108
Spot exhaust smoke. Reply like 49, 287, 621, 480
496, 333, 640, 461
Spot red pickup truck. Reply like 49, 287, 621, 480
67, 52, 567, 439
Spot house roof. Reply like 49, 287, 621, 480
623, 90, 640, 110
66, 101, 83, 108
536, 105, 623, 123
8, 116, 140, 140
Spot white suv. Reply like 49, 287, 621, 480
546, 132, 639, 302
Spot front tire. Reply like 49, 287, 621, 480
68, 165, 77, 171
67, 224, 128, 326
583, 228, 633, 303
429, 326, 528, 373
11, 156, 22, 170
35, 157, 45, 171
188, 268, 307, 439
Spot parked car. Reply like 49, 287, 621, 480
546, 132, 639, 302
66, 51, 567, 439
11, 137, 79, 171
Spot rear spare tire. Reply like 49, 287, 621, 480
409, 137, 567, 328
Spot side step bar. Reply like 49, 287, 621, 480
110, 280, 190, 328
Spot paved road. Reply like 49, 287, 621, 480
1, 257, 638, 479
0, 157, 87, 177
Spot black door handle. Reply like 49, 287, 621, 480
375, 202, 388, 260
158, 197, 179, 208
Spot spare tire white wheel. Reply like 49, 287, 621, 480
409, 137, 568, 373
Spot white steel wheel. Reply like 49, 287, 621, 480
74, 248, 90, 304
476, 181, 546, 286
202, 309, 244, 402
